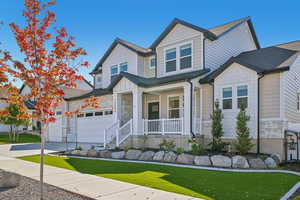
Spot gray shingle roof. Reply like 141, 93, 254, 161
67, 69, 210, 101
200, 44, 299, 84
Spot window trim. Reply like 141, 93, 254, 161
237, 85, 248, 109
149, 57, 156, 69
110, 65, 118, 76
164, 41, 193, 75
179, 43, 192, 70
119, 62, 128, 72
167, 94, 183, 119
222, 86, 233, 110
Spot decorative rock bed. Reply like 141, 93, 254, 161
68, 149, 281, 169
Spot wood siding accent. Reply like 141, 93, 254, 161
260, 73, 281, 118
201, 84, 213, 121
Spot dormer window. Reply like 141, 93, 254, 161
180, 44, 192, 69
119, 62, 128, 72
150, 57, 156, 69
165, 48, 176, 72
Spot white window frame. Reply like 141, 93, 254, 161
111, 65, 118, 76
119, 62, 128, 72
149, 57, 156, 69
221, 86, 233, 110
237, 85, 248, 109
167, 94, 183, 119
164, 41, 193, 75
179, 43, 192, 70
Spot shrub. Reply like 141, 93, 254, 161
209, 101, 226, 152
90, 145, 95, 150
75, 146, 82, 151
123, 145, 129, 152
188, 139, 204, 155
234, 102, 254, 155
159, 139, 176, 152
176, 147, 184, 154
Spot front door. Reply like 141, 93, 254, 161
148, 102, 159, 120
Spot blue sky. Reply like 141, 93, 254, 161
1, 0, 299, 86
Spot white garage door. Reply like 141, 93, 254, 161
77, 110, 114, 143
0, 124, 10, 133
47, 112, 63, 142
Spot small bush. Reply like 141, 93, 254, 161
90, 145, 95, 150
188, 139, 204, 155
115, 146, 120, 151
159, 139, 176, 152
75, 146, 82, 151
123, 145, 129, 152
176, 147, 184, 154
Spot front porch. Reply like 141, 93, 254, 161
113, 81, 201, 137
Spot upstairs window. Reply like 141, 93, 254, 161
165, 48, 176, 72
180, 44, 192, 69
237, 85, 248, 108
111, 65, 118, 76
119, 62, 128, 72
150, 57, 156, 69
222, 87, 232, 109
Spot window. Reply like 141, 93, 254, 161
222, 87, 232, 109
95, 111, 103, 116
85, 112, 94, 117
77, 113, 84, 118
119, 62, 128, 72
105, 110, 113, 115
165, 48, 176, 72
297, 92, 300, 111
237, 85, 248, 108
180, 44, 192, 69
111, 65, 118, 76
96, 76, 102, 83
56, 111, 62, 115
150, 57, 156, 69
168, 96, 182, 118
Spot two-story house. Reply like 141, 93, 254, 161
46, 17, 300, 160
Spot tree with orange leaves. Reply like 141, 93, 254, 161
0, 0, 99, 199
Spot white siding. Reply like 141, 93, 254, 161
214, 63, 258, 138
283, 54, 300, 123
156, 24, 203, 77
101, 44, 138, 88
205, 22, 257, 72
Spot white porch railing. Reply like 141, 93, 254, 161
118, 119, 133, 145
104, 121, 119, 149
143, 118, 184, 135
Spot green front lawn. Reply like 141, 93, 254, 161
0, 133, 40, 144
19, 155, 300, 200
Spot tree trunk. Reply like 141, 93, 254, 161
40, 123, 47, 200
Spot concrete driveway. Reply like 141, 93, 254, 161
0, 142, 74, 157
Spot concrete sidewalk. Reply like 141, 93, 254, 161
0, 155, 201, 200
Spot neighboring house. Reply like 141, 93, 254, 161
45, 16, 300, 160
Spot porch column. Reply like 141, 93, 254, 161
184, 83, 191, 135
132, 87, 143, 135
113, 93, 122, 123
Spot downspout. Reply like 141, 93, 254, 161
187, 79, 196, 138
257, 74, 264, 154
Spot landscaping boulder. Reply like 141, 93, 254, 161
139, 151, 155, 161
125, 149, 142, 160
163, 151, 177, 163
264, 157, 278, 168
270, 153, 282, 165
153, 151, 165, 161
248, 158, 267, 169
232, 156, 249, 169
87, 150, 98, 157
211, 155, 232, 168
112, 151, 125, 159
98, 150, 112, 158
176, 153, 194, 165
194, 156, 212, 166
0, 171, 20, 188
78, 150, 88, 156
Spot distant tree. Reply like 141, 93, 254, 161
234, 103, 253, 155
210, 100, 226, 152
0, 103, 30, 142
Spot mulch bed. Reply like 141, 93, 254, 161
0, 170, 94, 200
